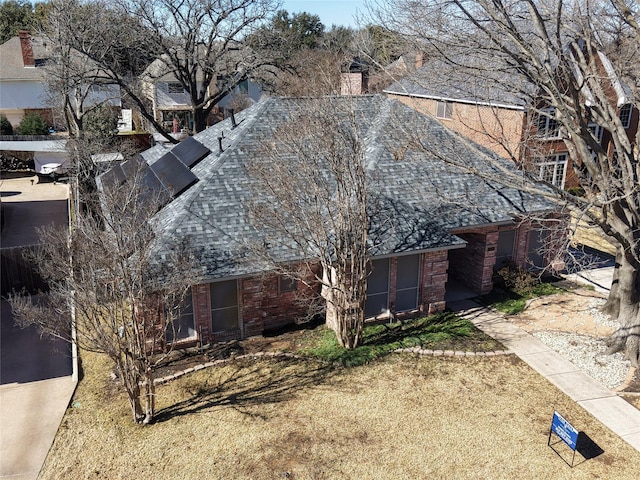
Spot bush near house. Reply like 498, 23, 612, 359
17, 112, 49, 135
481, 263, 564, 314
0, 114, 13, 134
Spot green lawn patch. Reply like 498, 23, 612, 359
480, 281, 564, 315
299, 312, 502, 366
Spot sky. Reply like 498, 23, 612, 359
281, 0, 367, 28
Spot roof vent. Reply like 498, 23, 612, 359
218, 136, 223, 153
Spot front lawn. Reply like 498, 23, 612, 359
41, 349, 640, 479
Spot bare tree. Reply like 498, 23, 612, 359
9, 164, 200, 424
40, 0, 280, 141
247, 98, 372, 349
369, 0, 640, 366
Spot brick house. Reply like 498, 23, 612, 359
383, 55, 638, 192
99, 95, 558, 347
383, 64, 528, 161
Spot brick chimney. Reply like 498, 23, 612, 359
340, 58, 369, 95
415, 52, 424, 69
18, 30, 35, 67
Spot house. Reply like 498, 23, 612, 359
0, 31, 121, 130
141, 56, 266, 139
99, 95, 559, 346
523, 49, 638, 191
383, 55, 638, 192
383, 61, 529, 161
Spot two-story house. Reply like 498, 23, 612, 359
141, 56, 266, 139
0, 31, 121, 131
383, 54, 637, 193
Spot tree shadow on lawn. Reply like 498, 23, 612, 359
153, 357, 334, 423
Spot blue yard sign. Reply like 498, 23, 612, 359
550, 411, 579, 451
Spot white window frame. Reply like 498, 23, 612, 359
619, 104, 632, 129
587, 123, 604, 161
535, 153, 568, 188
436, 101, 453, 120
536, 108, 561, 139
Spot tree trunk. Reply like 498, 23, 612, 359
604, 248, 640, 368
142, 369, 155, 424
118, 361, 146, 423
321, 266, 365, 349
193, 107, 207, 133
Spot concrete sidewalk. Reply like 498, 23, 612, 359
0, 378, 76, 480
450, 298, 640, 454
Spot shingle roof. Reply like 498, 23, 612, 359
135, 95, 551, 281
0, 35, 50, 81
384, 62, 529, 109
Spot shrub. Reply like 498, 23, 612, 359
495, 261, 537, 295
17, 112, 49, 135
0, 114, 13, 134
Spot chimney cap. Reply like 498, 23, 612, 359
340, 57, 369, 74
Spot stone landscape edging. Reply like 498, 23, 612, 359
153, 348, 514, 385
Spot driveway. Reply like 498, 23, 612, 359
0, 299, 76, 480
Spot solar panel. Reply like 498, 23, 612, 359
170, 136, 210, 168
121, 154, 146, 180
138, 164, 171, 209
99, 163, 126, 189
150, 152, 198, 197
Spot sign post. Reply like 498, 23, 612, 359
548, 411, 580, 467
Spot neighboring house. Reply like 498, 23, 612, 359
383, 63, 529, 161
141, 56, 266, 137
524, 50, 638, 191
99, 95, 560, 347
0, 31, 121, 130
383, 54, 638, 191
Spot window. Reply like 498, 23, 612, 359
536, 108, 561, 138
620, 104, 632, 129
395, 255, 420, 312
495, 230, 516, 270
279, 275, 297, 293
365, 258, 389, 317
210, 280, 239, 332
535, 153, 568, 188
238, 79, 249, 94
166, 290, 196, 342
587, 123, 604, 160
167, 82, 183, 94
436, 101, 453, 120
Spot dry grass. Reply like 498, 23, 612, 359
41, 350, 640, 479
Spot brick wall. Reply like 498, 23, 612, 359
387, 94, 525, 160
419, 250, 449, 314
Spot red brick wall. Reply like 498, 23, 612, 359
448, 223, 534, 295
387, 94, 525, 160
419, 250, 449, 314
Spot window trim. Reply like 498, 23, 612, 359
365, 258, 390, 318
536, 108, 562, 139
620, 104, 632, 129
436, 101, 453, 120
166, 289, 197, 342
535, 153, 568, 188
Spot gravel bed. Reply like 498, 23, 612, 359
531, 297, 632, 390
